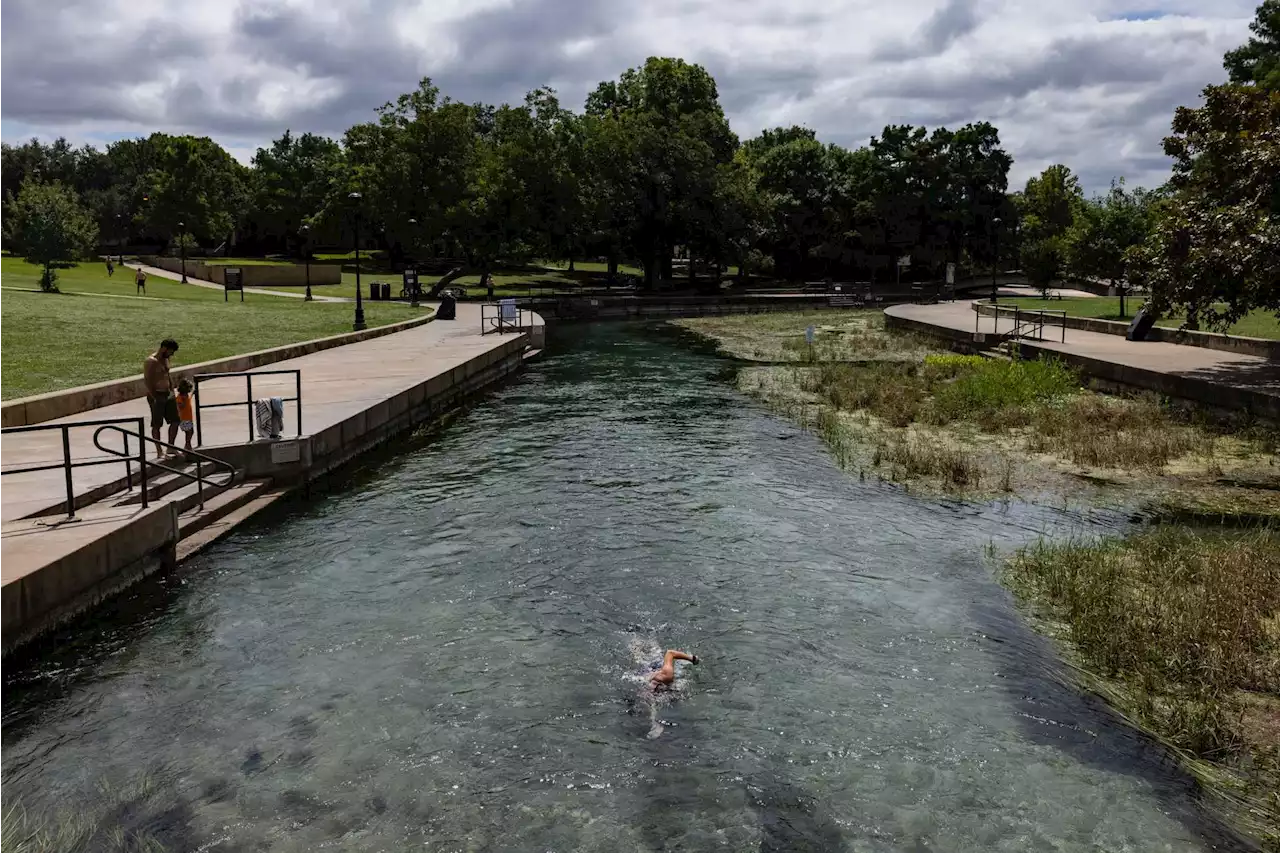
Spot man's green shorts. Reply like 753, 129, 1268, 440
148, 392, 179, 428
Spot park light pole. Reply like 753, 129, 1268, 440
178, 220, 188, 282
407, 217, 419, 307
300, 223, 313, 301
115, 214, 124, 264
991, 216, 1002, 305
349, 192, 365, 331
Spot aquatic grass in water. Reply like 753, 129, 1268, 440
926, 358, 1079, 428
1005, 527, 1280, 753
1028, 394, 1204, 471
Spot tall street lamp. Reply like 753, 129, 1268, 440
178, 220, 188, 282
300, 224, 313, 301
407, 217, 419, 307
115, 214, 124, 264
991, 216, 1002, 305
349, 192, 365, 331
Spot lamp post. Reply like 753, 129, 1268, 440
115, 214, 124, 264
178, 221, 188, 282
300, 224, 313, 301
349, 192, 365, 331
407, 218, 419, 307
991, 216, 1002, 305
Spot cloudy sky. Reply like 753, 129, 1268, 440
0, 0, 1256, 194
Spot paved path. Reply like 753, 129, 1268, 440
888, 301, 1280, 396
126, 262, 350, 302
0, 303, 520, 522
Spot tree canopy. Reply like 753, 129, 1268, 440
3, 180, 99, 290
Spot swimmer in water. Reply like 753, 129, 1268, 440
639, 650, 699, 739
648, 650, 699, 690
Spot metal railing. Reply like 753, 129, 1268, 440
193, 370, 302, 446
93, 426, 236, 511
976, 303, 1067, 343
481, 303, 535, 335
2, 417, 148, 520
1, 417, 236, 520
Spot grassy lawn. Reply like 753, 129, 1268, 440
1004, 296, 1280, 340
2, 258, 424, 399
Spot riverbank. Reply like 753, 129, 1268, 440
675, 309, 1280, 847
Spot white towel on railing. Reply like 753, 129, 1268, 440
254, 397, 284, 440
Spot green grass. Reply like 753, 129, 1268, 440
1004, 297, 1280, 340
2, 258, 422, 398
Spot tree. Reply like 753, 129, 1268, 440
140, 134, 250, 247
1016, 164, 1083, 293
1127, 84, 1280, 328
250, 131, 344, 253
3, 181, 98, 291
1225, 0, 1280, 89
1064, 179, 1155, 316
585, 57, 737, 288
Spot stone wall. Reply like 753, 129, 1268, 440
142, 257, 342, 287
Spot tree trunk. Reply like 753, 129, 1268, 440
608, 252, 618, 283
567, 249, 575, 273
688, 253, 696, 286
660, 250, 673, 282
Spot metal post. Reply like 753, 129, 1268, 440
138, 419, 149, 509
62, 426, 75, 519
194, 379, 204, 448
350, 192, 366, 331
246, 375, 254, 439
197, 458, 204, 509
295, 372, 303, 437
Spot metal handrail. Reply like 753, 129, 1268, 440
93, 426, 236, 512
481, 303, 534, 335
976, 302, 1068, 343
192, 369, 302, 446
1, 417, 148, 520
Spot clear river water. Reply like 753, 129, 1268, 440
2, 322, 1246, 852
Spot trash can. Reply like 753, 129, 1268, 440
381, 282, 391, 301
366, 282, 379, 301
438, 293, 457, 320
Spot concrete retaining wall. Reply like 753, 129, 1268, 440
974, 303, 1279, 361
883, 311, 1003, 354
2, 503, 178, 654
2, 315, 435, 428
1017, 341, 1280, 422
142, 257, 342, 287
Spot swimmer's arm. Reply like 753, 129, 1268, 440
664, 650, 698, 666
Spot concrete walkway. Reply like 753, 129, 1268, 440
126, 262, 350, 302
888, 301, 1280, 397
0, 302, 518, 522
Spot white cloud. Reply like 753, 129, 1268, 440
0, 0, 1259, 194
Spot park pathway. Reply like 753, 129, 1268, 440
887, 300, 1280, 397
124, 262, 349, 302
0, 302, 510, 522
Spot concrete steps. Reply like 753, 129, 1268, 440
176, 482, 286, 561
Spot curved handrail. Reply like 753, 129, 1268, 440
93, 425, 235, 509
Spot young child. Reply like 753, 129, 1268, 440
175, 378, 196, 452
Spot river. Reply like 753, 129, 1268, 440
2, 322, 1241, 851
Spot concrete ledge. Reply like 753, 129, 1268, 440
3, 313, 435, 428
974, 303, 1279, 361
1017, 341, 1280, 421
2, 503, 178, 653
142, 256, 342, 287
884, 311, 1003, 353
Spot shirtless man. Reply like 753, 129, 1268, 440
640, 650, 699, 739
143, 339, 181, 456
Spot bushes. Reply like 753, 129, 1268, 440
927, 357, 1079, 427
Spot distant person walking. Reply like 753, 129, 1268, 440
143, 338, 180, 456
135, 266, 147, 294
106, 258, 115, 277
